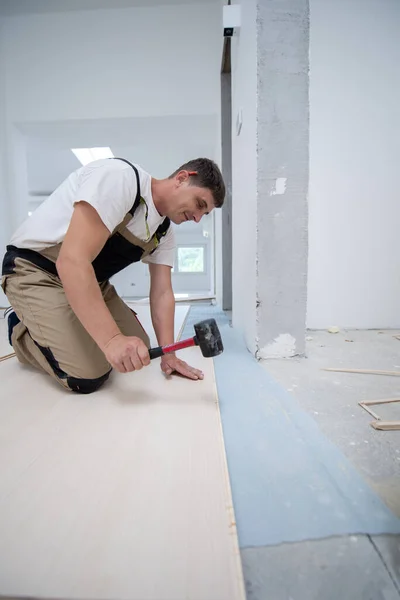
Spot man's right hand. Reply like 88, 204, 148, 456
104, 334, 151, 373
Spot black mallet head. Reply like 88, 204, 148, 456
193, 318, 224, 358
148, 318, 224, 360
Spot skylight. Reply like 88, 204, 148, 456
71, 147, 114, 166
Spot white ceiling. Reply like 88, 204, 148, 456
0, 0, 217, 17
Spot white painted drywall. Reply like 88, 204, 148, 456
214, 1, 225, 308
214, 174, 223, 306
2, 3, 221, 228
0, 18, 9, 306
230, 0, 257, 352
25, 116, 219, 195
0, 0, 208, 15
1, 3, 224, 299
3, 4, 220, 123
308, 0, 400, 329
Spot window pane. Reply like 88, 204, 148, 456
177, 247, 204, 273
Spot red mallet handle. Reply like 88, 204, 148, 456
148, 336, 197, 359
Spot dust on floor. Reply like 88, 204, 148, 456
262, 329, 400, 516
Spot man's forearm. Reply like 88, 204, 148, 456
150, 288, 175, 347
57, 256, 121, 352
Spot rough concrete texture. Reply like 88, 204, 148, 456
373, 535, 400, 590
262, 330, 400, 516
241, 535, 400, 600
255, 0, 309, 358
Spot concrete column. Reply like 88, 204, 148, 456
255, 0, 309, 358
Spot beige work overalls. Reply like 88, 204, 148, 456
1, 159, 170, 393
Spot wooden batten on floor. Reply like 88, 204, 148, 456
0, 352, 16, 362
359, 398, 400, 431
371, 421, 400, 431
324, 368, 400, 377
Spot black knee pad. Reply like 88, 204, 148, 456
67, 370, 111, 394
33, 340, 112, 394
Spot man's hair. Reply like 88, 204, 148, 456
169, 158, 225, 208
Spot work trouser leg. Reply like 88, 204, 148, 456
2, 258, 150, 393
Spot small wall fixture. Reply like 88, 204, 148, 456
223, 5, 241, 37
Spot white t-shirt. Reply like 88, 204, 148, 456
10, 159, 175, 267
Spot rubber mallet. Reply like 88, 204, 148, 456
148, 318, 224, 360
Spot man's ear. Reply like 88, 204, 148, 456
176, 170, 189, 185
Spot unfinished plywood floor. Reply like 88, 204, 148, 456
0, 304, 189, 360
0, 306, 244, 600
127, 302, 190, 346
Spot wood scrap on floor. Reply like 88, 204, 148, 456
0, 352, 16, 363
358, 403, 381, 420
324, 368, 400, 377
371, 421, 400, 431
324, 363, 400, 432
358, 399, 400, 431
360, 398, 400, 406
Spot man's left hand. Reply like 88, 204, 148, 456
160, 354, 204, 380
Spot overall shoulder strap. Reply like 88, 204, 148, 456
155, 217, 171, 240
149, 218, 171, 254
111, 157, 141, 216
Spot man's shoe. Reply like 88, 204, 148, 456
4, 307, 20, 346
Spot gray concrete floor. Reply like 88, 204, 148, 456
242, 534, 400, 600
262, 329, 400, 516
243, 329, 400, 600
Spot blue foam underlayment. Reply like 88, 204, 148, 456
182, 306, 400, 549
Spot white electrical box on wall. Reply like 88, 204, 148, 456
223, 4, 241, 37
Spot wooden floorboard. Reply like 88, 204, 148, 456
0, 306, 244, 600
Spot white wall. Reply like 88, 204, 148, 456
3, 5, 220, 123
2, 3, 222, 231
25, 116, 219, 195
0, 18, 9, 306
2, 0, 222, 304
308, 0, 400, 329
1, 2, 224, 301
231, 0, 257, 352
214, 1, 225, 308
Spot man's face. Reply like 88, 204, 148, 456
166, 171, 215, 225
